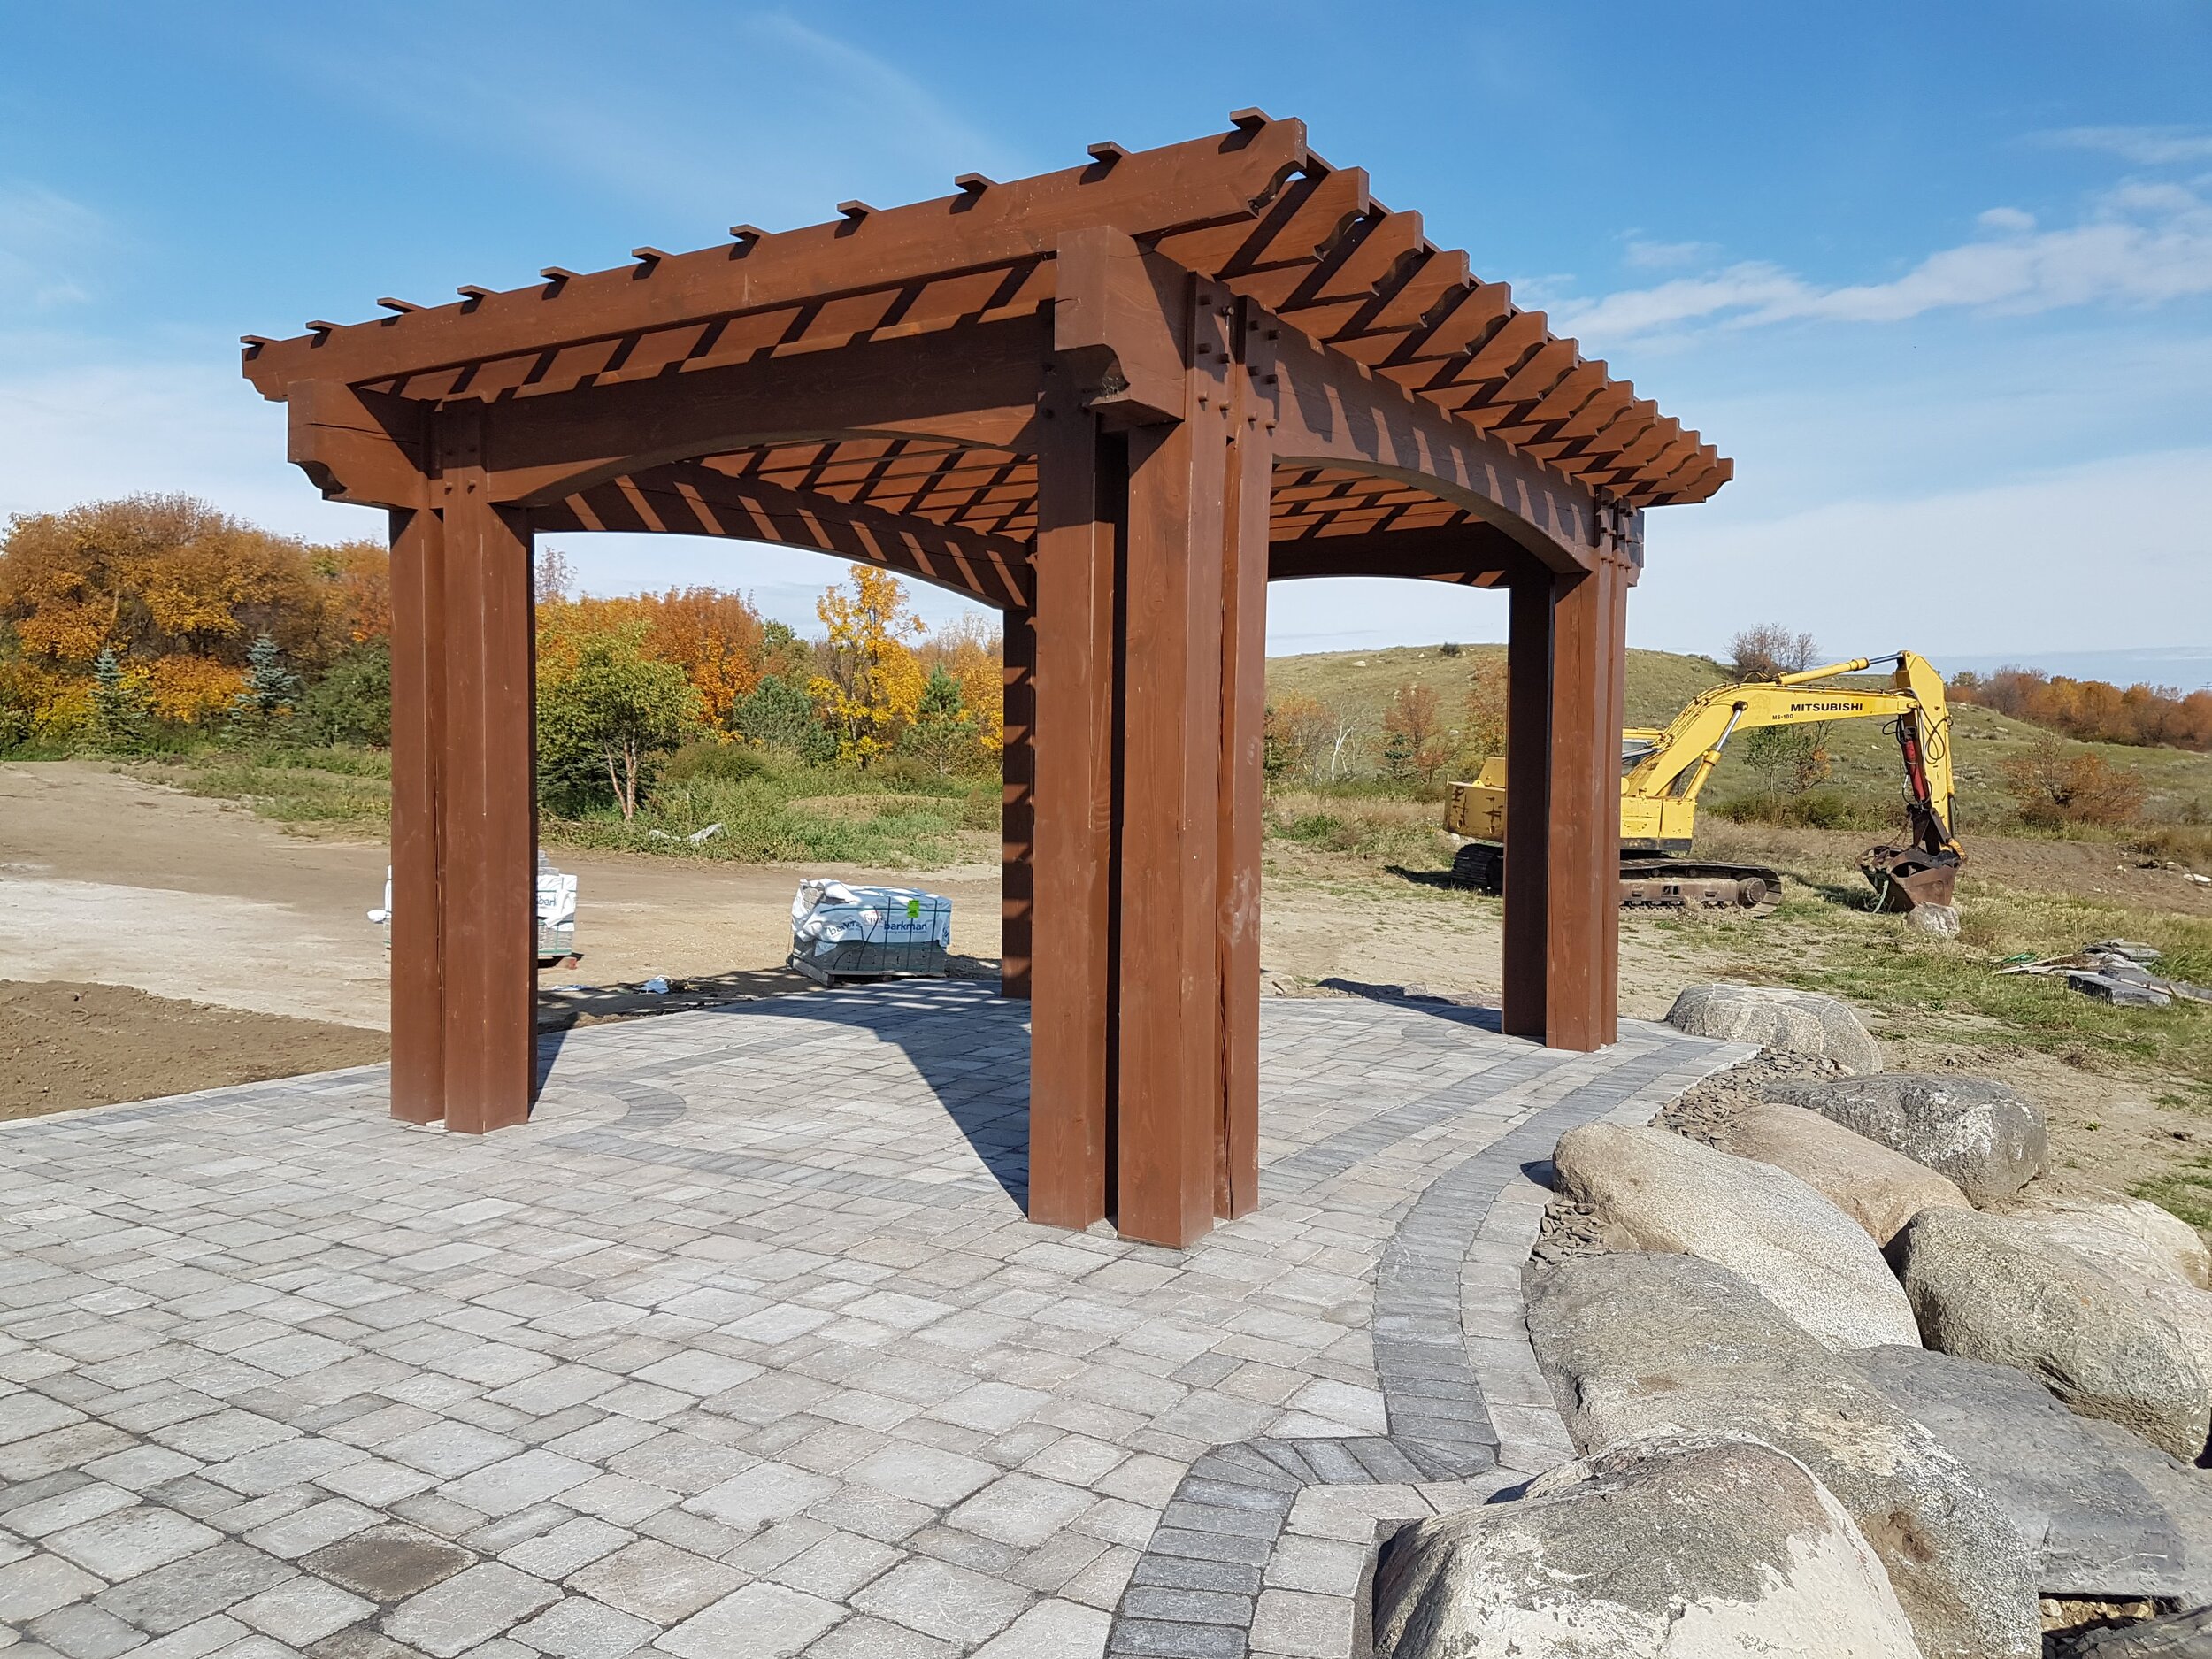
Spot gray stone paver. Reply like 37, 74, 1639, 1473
0, 982, 1740, 1658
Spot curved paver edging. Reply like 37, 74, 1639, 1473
1107, 1032, 1752, 1659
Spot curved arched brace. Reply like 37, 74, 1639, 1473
1265, 320, 1638, 575
532, 459, 1032, 611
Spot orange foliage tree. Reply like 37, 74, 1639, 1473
810, 568, 927, 765
0, 495, 389, 735
1954, 666, 2212, 752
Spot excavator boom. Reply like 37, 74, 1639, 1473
1443, 649, 1965, 913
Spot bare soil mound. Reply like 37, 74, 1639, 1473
0, 980, 388, 1121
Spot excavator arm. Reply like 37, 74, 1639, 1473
1443, 649, 1966, 915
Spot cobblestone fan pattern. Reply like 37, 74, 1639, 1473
0, 985, 1742, 1659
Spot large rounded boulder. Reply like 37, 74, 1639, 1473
1764, 1072, 2047, 1205
1372, 1431, 1924, 1658
1848, 1344, 2212, 1605
1714, 1103, 1972, 1246
2000, 1189, 2212, 1290
1892, 1208, 2211, 1462
1667, 983, 1883, 1073
1552, 1122, 1919, 1350
1527, 1253, 2038, 1659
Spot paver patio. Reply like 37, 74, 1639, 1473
0, 984, 1746, 1659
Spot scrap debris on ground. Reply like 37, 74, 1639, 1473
2000, 940, 2212, 1010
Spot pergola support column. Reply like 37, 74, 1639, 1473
1502, 557, 1629, 1051
1000, 607, 1036, 1000
384, 411, 539, 1133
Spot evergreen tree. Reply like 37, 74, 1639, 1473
89, 648, 153, 753
902, 664, 979, 776
734, 673, 835, 763
229, 633, 302, 733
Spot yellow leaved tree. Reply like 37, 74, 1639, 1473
810, 568, 926, 766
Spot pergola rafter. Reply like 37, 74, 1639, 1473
243, 113, 1728, 1248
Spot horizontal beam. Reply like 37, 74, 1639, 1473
242, 121, 1310, 398
480, 315, 1051, 505
534, 461, 1033, 611
1267, 318, 1625, 574
1266, 521, 1526, 583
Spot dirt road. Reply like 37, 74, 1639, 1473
0, 762, 1007, 1030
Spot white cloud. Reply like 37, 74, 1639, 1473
2044, 125, 2212, 166
1636, 446, 2212, 659
1555, 179, 2212, 342
1624, 236, 1720, 270
0, 184, 107, 310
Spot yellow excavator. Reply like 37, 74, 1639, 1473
1444, 650, 1963, 913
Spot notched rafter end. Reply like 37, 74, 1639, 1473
630, 246, 672, 266
305, 320, 340, 338
456, 284, 495, 302
836, 200, 873, 222
954, 173, 994, 196
375, 297, 421, 314
239, 334, 277, 350
1228, 108, 1271, 132
1086, 142, 1130, 165
539, 266, 582, 284
727, 224, 766, 247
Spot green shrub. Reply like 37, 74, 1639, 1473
303, 641, 391, 747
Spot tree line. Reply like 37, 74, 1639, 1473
0, 495, 1005, 819
1949, 666, 2212, 753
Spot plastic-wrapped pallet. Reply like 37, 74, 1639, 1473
789, 879, 951, 985
368, 851, 580, 966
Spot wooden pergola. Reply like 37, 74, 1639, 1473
242, 113, 1728, 1248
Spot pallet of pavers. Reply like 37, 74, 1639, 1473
788, 879, 952, 986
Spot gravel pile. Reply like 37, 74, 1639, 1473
1654, 1048, 1849, 1145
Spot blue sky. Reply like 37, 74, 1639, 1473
4, 2, 2208, 673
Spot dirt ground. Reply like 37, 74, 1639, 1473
0, 981, 388, 1122
2, 759, 2205, 1220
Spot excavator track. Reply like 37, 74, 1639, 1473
1450, 843, 1782, 915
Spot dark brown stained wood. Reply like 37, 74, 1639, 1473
1026, 394, 1118, 1232
475, 315, 1054, 506
533, 459, 1033, 610
1114, 281, 1231, 1249
243, 115, 1726, 1230
1214, 307, 1271, 1221
1502, 574, 1552, 1041
1595, 554, 1630, 1045
242, 119, 1313, 396
1001, 608, 1037, 1002
434, 411, 537, 1132
387, 504, 446, 1125
1267, 322, 1605, 571
1540, 559, 1623, 1051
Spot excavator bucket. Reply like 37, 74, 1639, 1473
1859, 843, 1960, 912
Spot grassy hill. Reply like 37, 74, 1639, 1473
1264, 642, 2212, 832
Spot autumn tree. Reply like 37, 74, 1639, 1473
1728, 624, 1818, 681
1380, 682, 1448, 780
1266, 694, 1337, 784
810, 568, 926, 766
641, 587, 765, 731
537, 618, 702, 818
2002, 739, 2147, 828
1460, 659, 1509, 770
916, 614, 1005, 759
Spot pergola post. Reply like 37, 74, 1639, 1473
1502, 559, 1627, 1051
1027, 401, 1118, 1231
1213, 311, 1271, 1224
999, 607, 1036, 1002
388, 409, 539, 1134
387, 503, 447, 1125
